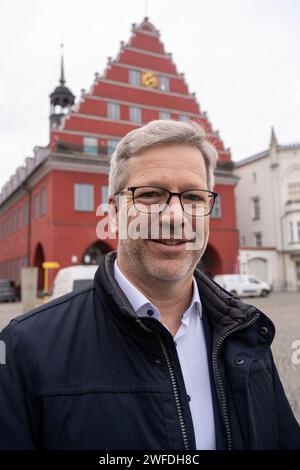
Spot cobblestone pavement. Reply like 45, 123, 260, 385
1, 292, 299, 423
243, 292, 300, 424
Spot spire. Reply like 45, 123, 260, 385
60, 43, 65, 86
49, 44, 75, 131
270, 126, 278, 147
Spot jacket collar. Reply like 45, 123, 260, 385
95, 251, 275, 343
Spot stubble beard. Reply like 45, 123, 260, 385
118, 238, 203, 284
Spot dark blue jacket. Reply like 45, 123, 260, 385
0, 252, 299, 450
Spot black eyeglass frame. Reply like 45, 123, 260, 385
115, 186, 218, 217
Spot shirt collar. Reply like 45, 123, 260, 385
113, 259, 202, 321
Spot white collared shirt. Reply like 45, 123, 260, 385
114, 260, 216, 450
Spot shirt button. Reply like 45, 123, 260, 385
187, 394, 191, 402
147, 309, 154, 316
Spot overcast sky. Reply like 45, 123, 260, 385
0, 0, 299, 190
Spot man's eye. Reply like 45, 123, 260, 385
184, 194, 204, 202
138, 191, 160, 198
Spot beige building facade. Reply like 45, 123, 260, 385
234, 129, 300, 291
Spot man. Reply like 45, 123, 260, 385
0, 120, 299, 450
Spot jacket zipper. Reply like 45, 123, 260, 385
213, 311, 260, 450
136, 319, 190, 450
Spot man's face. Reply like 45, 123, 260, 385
113, 144, 210, 284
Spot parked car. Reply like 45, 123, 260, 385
50, 265, 98, 300
0, 279, 19, 302
213, 274, 272, 298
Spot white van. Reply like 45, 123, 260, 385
213, 274, 271, 298
51, 265, 98, 299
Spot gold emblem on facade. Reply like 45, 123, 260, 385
142, 72, 158, 88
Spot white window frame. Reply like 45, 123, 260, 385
17, 207, 22, 228
24, 202, 29, 225
159, 76, 170, 92
33, 193, 39, 219
289, 221, 294, 243
159, 111, 171, 120
101, 185, 109, 206
129, 69, 140, 86
252, 196, 260, 220
107, 102, 120, 120
288, 182, 300, 201
211, 195, 221, 219
107, 139, 119, 155
129, 106, 142, 123
84, 137, 98, 155
41, 188, 46, 216
74, 184, 94, 212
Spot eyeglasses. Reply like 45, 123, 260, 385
115, 186, 218, 216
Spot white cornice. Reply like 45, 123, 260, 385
0, 156, 110, 213
86, 94, 202, 117
112, 62, 181, 80
53, 125, 219, 144
99, 78, 195, 100
215, 173, 239, 186
124, 46, 170, 60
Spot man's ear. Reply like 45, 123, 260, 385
109, 196, 118, 236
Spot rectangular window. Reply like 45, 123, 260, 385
24, 202, 29, 225
107, 102, 120, 120
107, 139, 119, 155
16, 258, 21, 284
41, 188, 46, 216
17, 207, 22, 228
101, 185, 109, 206
252, 172, 257, 183
288, 182, 300, 201
23, 255, 28, 268
159, 76, 170, 92
11, 212, 16, 232
129, 106, 141, 123
296, 261, 300, 282
129, 69, 140, 86
159, 111, 171, 120
74, 184, 94, 212
7, 215, 10, 235
252, 197, 260, 220
179, 115, 189, 122
33, 193, 39, 219
84, 137, 98, 155
211, 195, 221, 219
254, 232, 262, 247
289, 221, 294, 243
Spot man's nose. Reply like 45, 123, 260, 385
161, 195, 185, 224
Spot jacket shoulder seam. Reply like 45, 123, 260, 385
9, 285, 95, 328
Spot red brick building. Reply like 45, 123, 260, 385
0, 18, 239, 292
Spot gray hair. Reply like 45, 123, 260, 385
108, 119, 218, 196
